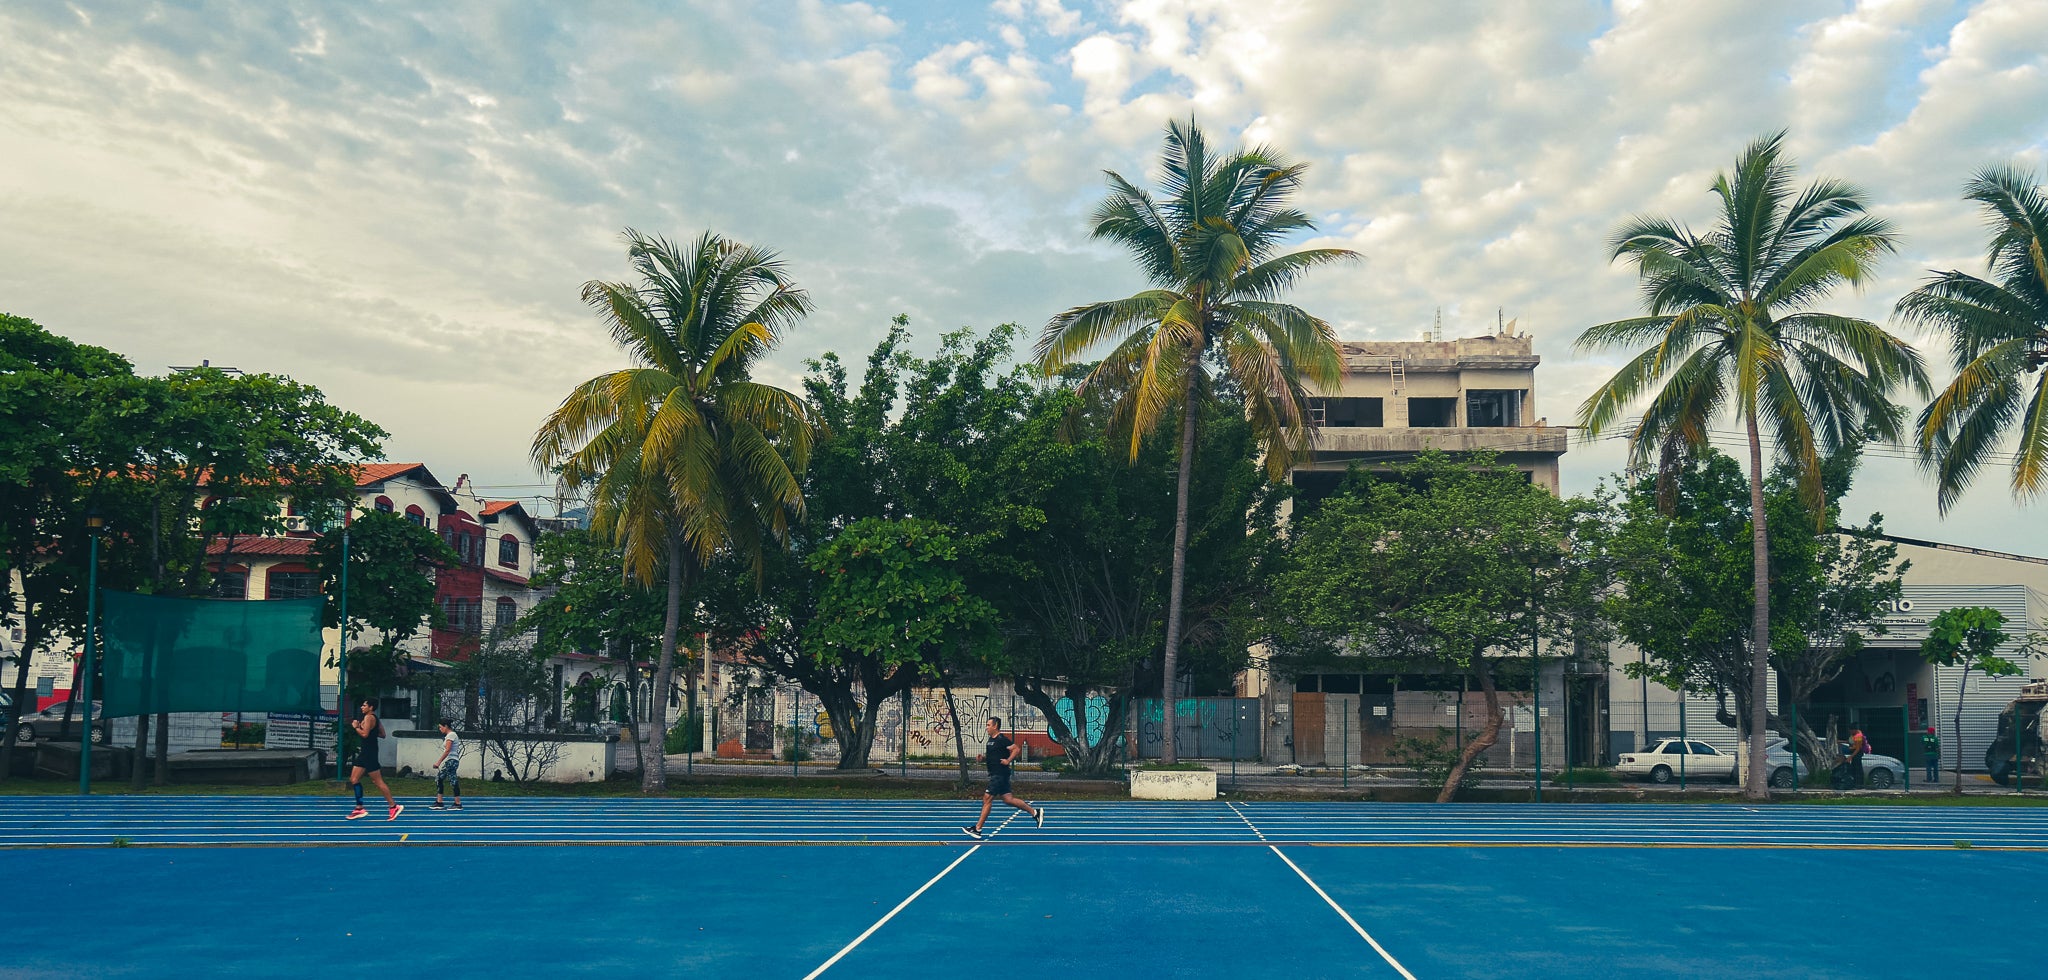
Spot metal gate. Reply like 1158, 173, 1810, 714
1136, 698, 1261, 760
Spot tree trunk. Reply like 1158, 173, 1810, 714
0, 615, 30, 784
941, 670, 970, 789
1439, 661, 1504, 803
1015, 681, 1127, 778
153, 710, 170, 784
130, 713, 150, 790
1157, 370, 1203, 765
1955, 665, 1972, 794
1742, 412, 1772, 801
644, 535, 687, 795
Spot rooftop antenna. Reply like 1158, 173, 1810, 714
1429, 307, 1441, 343
1498, 307, 1505, 334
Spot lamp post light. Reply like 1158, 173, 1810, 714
78, 510, 104, 796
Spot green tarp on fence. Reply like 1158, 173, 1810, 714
99, 591, 324, 718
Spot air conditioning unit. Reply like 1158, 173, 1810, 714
283, 516, 310, 532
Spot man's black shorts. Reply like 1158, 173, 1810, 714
985, 769, 1012, 797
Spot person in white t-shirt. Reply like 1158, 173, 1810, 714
428, 719, 463, 810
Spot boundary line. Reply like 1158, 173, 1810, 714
802, 844, 981, 979
1226, 801, 1267, 841
1267, 845, 1416, 980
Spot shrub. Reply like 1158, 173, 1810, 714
663, 711, 704, 754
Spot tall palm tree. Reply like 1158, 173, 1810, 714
533, 230, 816, 794
1898, 165, 2048, 511
1575, 132, 1927, 799
1034, 118, 1354, 763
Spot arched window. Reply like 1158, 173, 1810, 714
498, 534, 520, 567
374, 496, 394, 513
495, 597, 518, 630
404, 504, 426, 526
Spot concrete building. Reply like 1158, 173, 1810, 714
1610, 532, 2048, 774
1249, 323, 1578, 767
1288, 324, 1570, 503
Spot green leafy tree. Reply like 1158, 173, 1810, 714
1034, 118, 1354, 763
0, 316, 139, 777
802, 517, 998, 769
995, 376, 1282, 774
1605, 445, 1907, 778
1265, 453, 1612, 801
1575, 132, 1927, 798
312, 510, 458, 704
1897, 165, 2048, 510
532, 230, 817, 794
1919, 606, 2020, 793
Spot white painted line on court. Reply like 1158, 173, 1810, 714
803, 844, 981, 980
1227, 801, 1266, 841
1267, 845, 1416, 980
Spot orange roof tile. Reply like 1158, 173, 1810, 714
481, 500, 520, 517
206, 537, 316, 557
354, 462, 426, 487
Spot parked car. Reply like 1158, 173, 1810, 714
10, 701, 108, 745
1764, 737, 1905, 789
1615, 738, 1739, 784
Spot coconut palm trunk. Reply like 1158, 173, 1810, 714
1156, 364, 1202, 763
1744, 413, 1771, 799
643, 533, 687, 794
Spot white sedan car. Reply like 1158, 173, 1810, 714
1615, 738, 1739, 784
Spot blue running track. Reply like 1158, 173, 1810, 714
8, 797, 2046, 978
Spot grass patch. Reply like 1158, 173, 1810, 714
1559, 768, 1618, 785
1134, 762, 1210, 772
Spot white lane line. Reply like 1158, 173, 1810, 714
802, 844, 981, 980
1226, 801, 1267, 841
1267, 845, 1416, 980
983, 808, 1024, 840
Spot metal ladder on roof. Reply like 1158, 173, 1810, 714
1352, 354, 1405, 394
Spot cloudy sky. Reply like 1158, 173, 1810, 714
3, 0, 2045, 552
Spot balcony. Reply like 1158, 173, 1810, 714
1301, 425, 1569, 455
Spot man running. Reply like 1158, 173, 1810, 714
347, 699, 402, 821
963, 717, 1042, 839
428, 718, 462, 811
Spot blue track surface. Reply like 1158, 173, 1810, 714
11, 797, 2048, 977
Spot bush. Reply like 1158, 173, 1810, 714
1389, 728, 1485, 793
780, 723, 815, 762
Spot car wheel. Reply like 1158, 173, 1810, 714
1868, 768, 1895, 789
1770, 766, 1797, 789
1650, 764, 1673, 784
12, 724, 33, 744
90, 726, 108, 745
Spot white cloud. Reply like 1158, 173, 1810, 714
0, 0, 2042, 551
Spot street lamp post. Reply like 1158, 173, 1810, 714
78, 511, 104, 796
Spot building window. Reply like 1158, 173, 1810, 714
266, 570, 321, 600
438, 597, 482, 635
499, 535, 520, 567
495, 597, 518, 630
445, 529, 483, 566
209, 571, 248, 599
404, 504, 426, 526
1465, 389, 1524, 427
374, 496, 394, 514
1307, 397, 1384, 428
1407, 397, 1458, 427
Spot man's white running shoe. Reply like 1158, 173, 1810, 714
1035, 807, 1045, 828
961, 825, 983, 840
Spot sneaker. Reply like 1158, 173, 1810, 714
452, 803, 463, 810
961, 825, 983, 840
1035, 806, 1045, 829
428, 802, 445, 810
388, 804, 405, 821
346, 808, 368, 820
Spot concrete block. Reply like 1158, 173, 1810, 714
1130, 769, 1218, 800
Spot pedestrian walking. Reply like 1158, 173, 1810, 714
1922, 725, 1940, 782
428, 718, 463, 810
1846, 728, 1869, 787
962, 718, 1043, 839
347, 699, 402, 821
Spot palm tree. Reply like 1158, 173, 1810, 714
1898, 165, 2048, 511
1575, 132, 1927, 799
1034, 118, 1354, 763
533, 230, 816, 794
